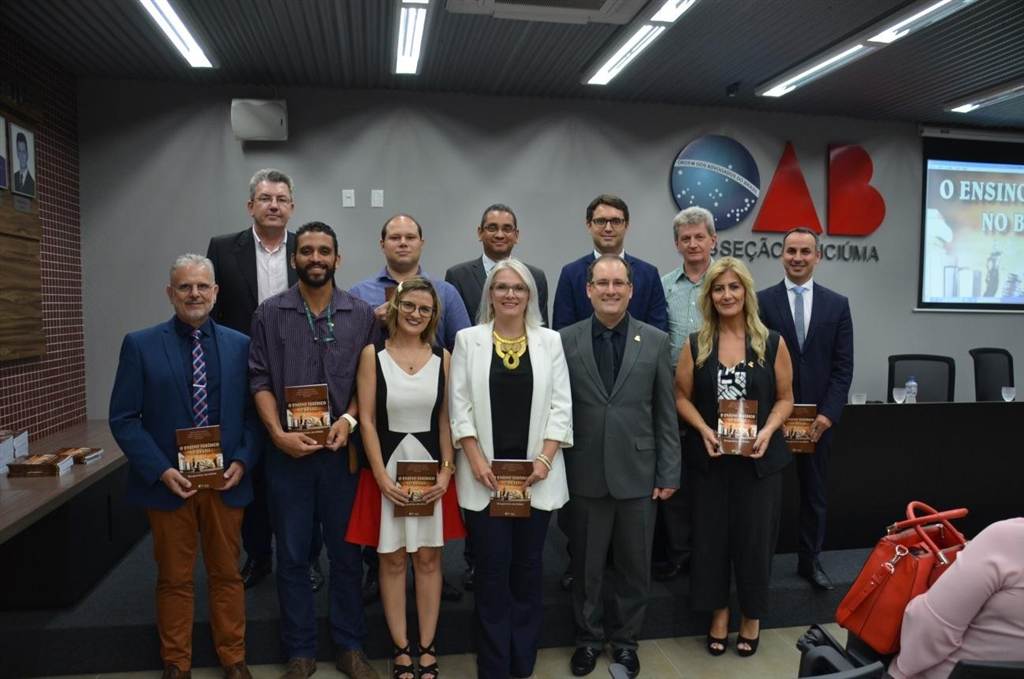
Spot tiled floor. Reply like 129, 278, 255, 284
40, 623, 847, 678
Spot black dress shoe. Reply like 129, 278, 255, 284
462, 566, 475, 591
570, 646, 600, 676
361, 569, 380, 604
560, 570, 575, 592
240, 556, 272, 589
441, 575, 463, 602
309, 561, 324, 593
652, 557, 690, 582
611, 648, 639, 678
798, 559, 835, 590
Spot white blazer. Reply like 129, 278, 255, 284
449, 322, 573, 512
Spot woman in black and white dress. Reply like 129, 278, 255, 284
347, 277, 465, 679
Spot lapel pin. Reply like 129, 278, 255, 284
634, 335, 641, 342
747, 361, 754, 367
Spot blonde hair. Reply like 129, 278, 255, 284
694, 257, 769, 367
477, 258, 543, 329
386, 277, 440, 345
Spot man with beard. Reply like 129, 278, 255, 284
249, 222, 380, 679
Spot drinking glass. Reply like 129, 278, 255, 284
892, 387, 907, 404
851, 393, 867, 405
1002, 386, 1016, 402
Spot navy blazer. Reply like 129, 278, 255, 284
109, 318, 262, 510
552, 253, 668, 332
757, 281, 854, 427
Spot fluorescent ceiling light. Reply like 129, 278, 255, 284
756, 0, 976, 98
946, 79, 1024, 114
587, 24, 666, 85
650, 0, 699, 24
395, 4, 429, 74
137, 0, 212, 68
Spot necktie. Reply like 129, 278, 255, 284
792, 286, 806, 351
191, 328, 209, 427
597, 329, 616, 395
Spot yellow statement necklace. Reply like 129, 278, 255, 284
492, 330, 527, 370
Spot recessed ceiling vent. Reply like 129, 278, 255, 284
446, 0, 646, 24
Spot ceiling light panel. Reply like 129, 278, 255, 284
395, 0, 431, 75
137, 0, 213, 68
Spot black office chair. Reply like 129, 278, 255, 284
948, 659, 1024, 678
968, 348, 1014, 402
887, 354, 955, 403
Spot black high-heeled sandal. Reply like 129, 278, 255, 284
736, 633, 760, 657
418, 639, 439, 679
706, 632, 728, 656
392, 642, 415, 679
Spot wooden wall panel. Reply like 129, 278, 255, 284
0, 233, 44, 361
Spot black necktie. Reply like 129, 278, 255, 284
597, 329, 616, 394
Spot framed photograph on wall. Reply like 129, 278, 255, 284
8, 123, 36, 199
0, 117, 8, 191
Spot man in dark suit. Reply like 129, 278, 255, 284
552, 194, 668, 332
110, 253, 261, 679
757, 227, 854, 590
560, 255, 680, 678
445, 203, 549, 327
12, 132, 35, 197
206, 169, 318, 591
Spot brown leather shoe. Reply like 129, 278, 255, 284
224, 661, 253, 679
280, 657, 317, 679
162, 666, 192, 679
336, 648, 379, 679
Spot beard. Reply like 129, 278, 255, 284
296, 263, 336, 288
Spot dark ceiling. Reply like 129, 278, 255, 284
4, 0, 1023, 129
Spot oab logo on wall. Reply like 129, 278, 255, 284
670, 134, 760, 231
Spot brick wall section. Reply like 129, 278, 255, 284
0, 30, 85, 439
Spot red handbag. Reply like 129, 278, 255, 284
836, 501, 968, 655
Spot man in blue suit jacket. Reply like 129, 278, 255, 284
757, 228, 853, 590
110, 253, 261, 679
552, 194, 668, 332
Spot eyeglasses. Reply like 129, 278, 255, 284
397, 300, 435, 316
589, 279, 631, 290
174, 283, 214, 294
481, 224, 517, 235
590, 217, 626, 228
492, 283, 529, 296
254, 194, 293, 207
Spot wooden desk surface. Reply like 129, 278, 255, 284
0, 420, 125, 545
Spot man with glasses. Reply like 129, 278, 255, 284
445, 203, 549, 327
552, 194, 668, 332
249, 222, 379, 679
207, 169, 325, 593
348, 213, 470, 603
559, 255, 680, 678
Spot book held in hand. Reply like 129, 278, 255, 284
55, 446, 105, 464
394, 460, 439, 518
489, 459, 533, 518
7, 453, 74, 477
784, 404, 818, 453
285, 384, 331, 446
175, 425, 225, 490
717, 399, 758, 455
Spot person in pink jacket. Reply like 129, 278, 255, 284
889, 517, 1024, 679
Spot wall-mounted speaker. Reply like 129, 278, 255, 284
230, 99, 288, 141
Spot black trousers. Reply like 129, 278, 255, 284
689, 456, 783, 618
797, 439, 831, 563
465, 507, 551, 679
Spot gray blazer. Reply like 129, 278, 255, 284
559, 315, 681, 500
445, 256, 549, 327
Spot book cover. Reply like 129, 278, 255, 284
489, 459, 533, 518
55, 446, 105, 464
7, 453, 74, 477
175, 425, 225, 490
717, 399, 758, 455
394, 460, 439, 518
783, 404, 818, 453
285, 384, 331, 446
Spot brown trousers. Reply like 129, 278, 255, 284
147, 491, 245, 670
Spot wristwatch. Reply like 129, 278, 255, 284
441, 459, 456, 473
340, 413, 358, 433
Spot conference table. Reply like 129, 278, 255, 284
0, 420, 148, 609
777, 401, 1024, 552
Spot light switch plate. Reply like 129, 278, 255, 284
342, 189, 355, 207
371, 189, 384, 208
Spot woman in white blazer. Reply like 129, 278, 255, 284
449, 258, 573, 679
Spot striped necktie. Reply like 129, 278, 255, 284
191, 328, 209, 427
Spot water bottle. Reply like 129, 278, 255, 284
905, 376, 918, 404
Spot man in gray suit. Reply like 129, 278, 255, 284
444, 203, 549, 326
560, 255, 681, 678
